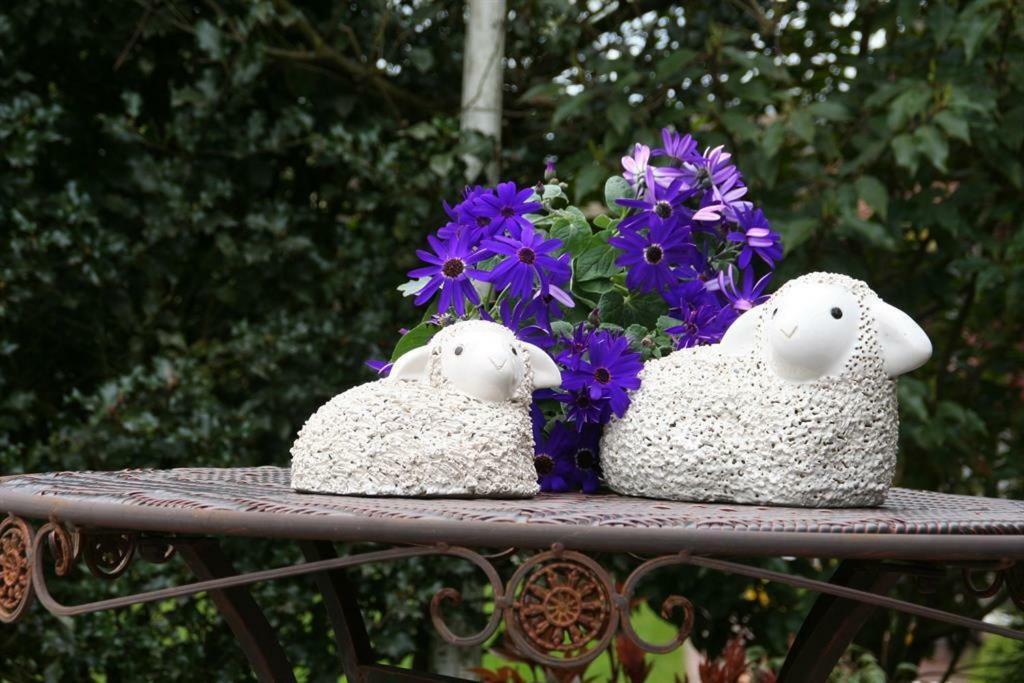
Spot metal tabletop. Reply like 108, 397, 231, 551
2, 466, 1022, 561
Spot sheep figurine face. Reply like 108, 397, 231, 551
600, 272, 933, 508
721, 275, 932, 382
389, 320, 561, 402
290, 320, 560, 498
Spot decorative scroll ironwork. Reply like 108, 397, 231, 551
82, 531, 136, 579
12, 518, 1024, 671
0, 515, 35, 624
431, 544, 695, 669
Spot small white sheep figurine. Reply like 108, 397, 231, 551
290, 320, 561, 497
600, 272, 932, 507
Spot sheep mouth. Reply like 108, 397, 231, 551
780, 325, 798, 339
489, 358, 508, 371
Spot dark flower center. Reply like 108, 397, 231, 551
694, 166, 711, 190
517, 247, 536, 265
643, 244, 664, 265
535, 454, 555, 475
501, 206, 516, 218
654, 201, 673, 219
476, 216, 491, 227
594, 367, 611, 384
575, 448, 595, 470
575, 393, 592, 408
441, 258, 465, 278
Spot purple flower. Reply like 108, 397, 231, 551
533, 422, 578, 493
621, 143, 652, 187
408, 231, 487, 315
555, 388, 611, 430
727, 207, 783, 268
717, 266, 771, 313
609, 220, 699, 293
475, 181, 542, 237
664, 280, 732, 347
365, 359, 393, 377
483, 225, 572, 301
569, 425, 602, 493
653, 128, 700, 164
673, 146, 751, 220
555, 323, 593, 370
544, 158, 557, 180
622, 143, 685, 190
561, 329, 642, 418
618, 168, 723, 231
491, 298, 556, 350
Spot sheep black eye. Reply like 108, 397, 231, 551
511, 346, 518, 355
772, 308, 778, 318
454, 345, 463, 356
830, 307, 843, 319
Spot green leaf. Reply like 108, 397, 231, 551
390, 323, 437, 362
913, 125, 949, 172
550, 209, 592, 255
855, 176, 889, 220
598, 291, 665, 328
788, 110, 815, 144
959, 7, 1002, 63
550, 320, 575, 340
553, 92, 593, 126
575, 278, 615, 295
604, 175, 633, 214
887, 83, 931, 130
574, 164, 605, 202
807, 101, 851, 121
607, 101, 631, 134
655, 48, 697, 80
933, 110, 970, 143
195, 20, 223, 59
891, 134, 919, 174
574, 243, 618, 281
404, 122, 437, 141
838, 216, 897, 251
397, 277, 430, 297
761, 121, 785, 159
775, 217, 816, 253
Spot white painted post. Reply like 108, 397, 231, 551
460, 0, 507, 184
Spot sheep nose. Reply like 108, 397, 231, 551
780, 324, 798, 339
489, 356, 508, 371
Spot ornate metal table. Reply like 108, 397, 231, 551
2, 467, 1024, 682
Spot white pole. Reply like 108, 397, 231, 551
460, 0, 507, 184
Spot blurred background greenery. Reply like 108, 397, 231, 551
2, 0, 1022, 680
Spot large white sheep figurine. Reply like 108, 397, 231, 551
291, 320, 561, 497
600, 272, 932, 507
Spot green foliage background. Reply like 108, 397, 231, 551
1, 0, 1022, 679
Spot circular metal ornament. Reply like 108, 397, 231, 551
0, 516, 35, 623
504, 550, 615, 667
82, 531, 136, 579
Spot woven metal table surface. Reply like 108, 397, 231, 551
2, 467, 1023, 559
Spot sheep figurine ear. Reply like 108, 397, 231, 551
873, 298, 932, 377
719, 307, 762, 356
389, 346, 430, 382
524, 342, 561, 389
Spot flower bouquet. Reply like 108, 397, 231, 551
372, 128, 783, 493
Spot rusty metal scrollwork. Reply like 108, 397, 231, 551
0, 515, 35, 624
431, 545, 696, 669
81, 531, 137, 579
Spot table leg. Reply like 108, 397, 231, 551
177, 540, 297, 683
300, 541, 470, 683
777, 560, 900, 683
300, 540, 375, 682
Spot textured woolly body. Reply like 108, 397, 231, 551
291, 322, 541, 497
600, 273, 899, 507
